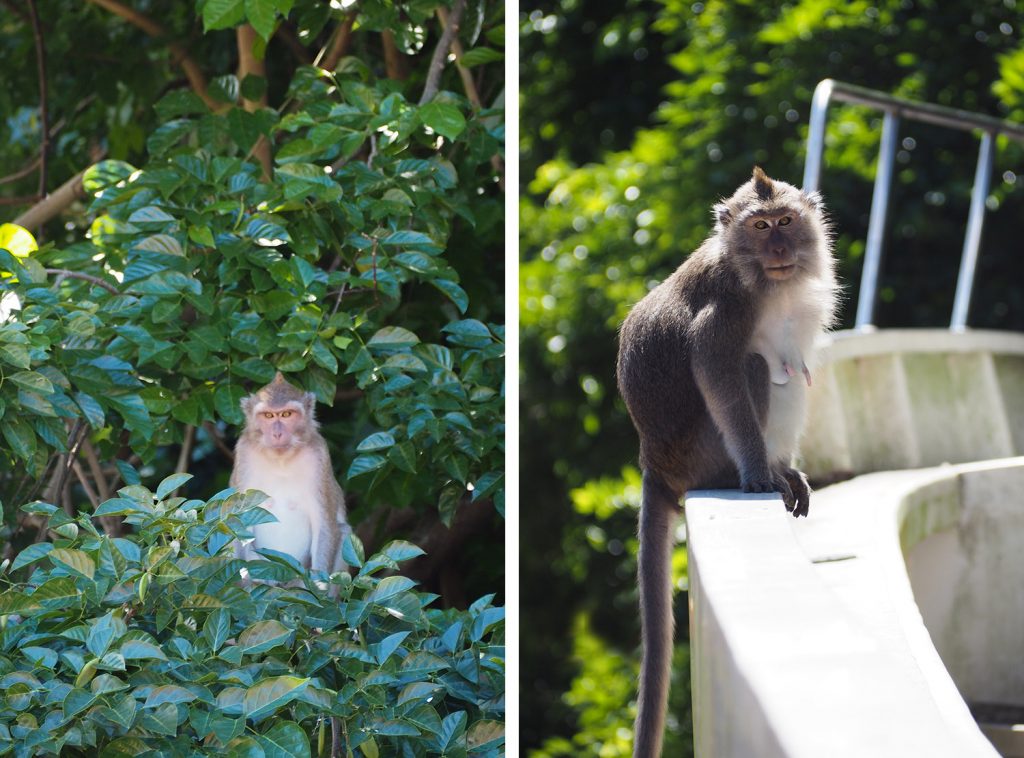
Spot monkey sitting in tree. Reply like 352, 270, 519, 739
617, 167, 838, 757
230, 372, 350, 594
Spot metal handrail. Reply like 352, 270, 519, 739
802, 79, 1023, 330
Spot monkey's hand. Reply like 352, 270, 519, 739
779, 467, 811, 518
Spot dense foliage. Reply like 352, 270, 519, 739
1, 1, 504, 753
0, 476, 504, 756
521, 0, 1024, 754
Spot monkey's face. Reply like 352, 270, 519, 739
252, 402, 307, 451
745, 210, 806, 282
714, 167, 831, 289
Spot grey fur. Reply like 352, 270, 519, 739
616, 168, 837, 756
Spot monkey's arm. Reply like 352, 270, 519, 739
690, 306, 774, 491
310, 473, 348, 576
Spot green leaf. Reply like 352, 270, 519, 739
215, 384, 247, 424
0, 343, 31, 369
459, 46, 504, 67
381, 540, 426, 563
144, 685, 197, 708
442, 319, 493, 347
243, 676, 309, 721
397, 681, 442, 706
356, 432, 395, 452
100, 737, 151, 757
342, 533, 364, 568
203, 0, 246, 31
50, 549, 95, 579
2, 417, 36, 460
244, 0, 277, 41
75, 392, 106, 428
156, 473, 193, 500
431, 279, 469, 313
121, 640, 168, 661
368, 576, 415, 603
419, 102, 467, 140
238, 620, 291, 655
379, 230, 435, 247
134, 233, 184, 256
371, 631, 409, 665
9, 370, 53, 394
128, 206, 176, 225
22, 646, 58, 670
368, 326, 420, 348
346, 454, 386, 479
438, 484, 463, 527
203, 609, 231, 653
83, 160, 136, 194
254, 721, 311, 758
467, 720, 505, 751
147, 119, 193, 156
0, 223, 37, 258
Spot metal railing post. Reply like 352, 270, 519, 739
950, 131, 996, 330
854, 111, 900, 330
802, 79, 835, 193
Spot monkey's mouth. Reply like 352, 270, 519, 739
765, 264, 796, 279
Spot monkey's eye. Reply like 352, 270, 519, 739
262, 412, 275, 419
280, 411, 293, 418
778, 216, 792, 226
754, 220, 769, 230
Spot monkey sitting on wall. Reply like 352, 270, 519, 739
616, 167, 838, 757
230, 372, 350, 594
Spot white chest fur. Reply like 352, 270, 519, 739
751, 284, 824, 385
243, 448, 323, 567
751, 280, 829, 462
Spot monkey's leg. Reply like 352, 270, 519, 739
634, 470, 681, 758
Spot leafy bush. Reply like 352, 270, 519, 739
0, 475, 505, 756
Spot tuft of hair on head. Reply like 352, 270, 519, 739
751, 166, 775, 202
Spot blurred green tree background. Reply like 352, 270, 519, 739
520, 0, 1024, 754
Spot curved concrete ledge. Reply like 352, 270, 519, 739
687, 457, 1024, 757
802, 329, 1024, 481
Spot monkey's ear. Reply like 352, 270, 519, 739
240, 394, 254, 418
302, 392, 317, 419
713, 202, 732, 229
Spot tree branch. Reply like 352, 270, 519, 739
175, 425, 196, 475
436, 5, 479, 109
202, 421, 235, 463
13, 168, 89, 231
318, 13, 356, 72
382, 30, 408, 81
419, 0, 467, 105
45, 269, 121, 295
84, 0, 216, 110
26, 0, 49, 199
236, 25, 272, 179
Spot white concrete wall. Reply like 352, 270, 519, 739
801, 330, 1024, 481
685, 330, 1024, 756
686, 460, 1024, 758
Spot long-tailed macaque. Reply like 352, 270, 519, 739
230, 372, 350, 590
616, 167, 837, 757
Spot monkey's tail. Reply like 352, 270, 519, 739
634, 470, 680, 758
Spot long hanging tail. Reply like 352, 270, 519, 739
634, 471, 680, 758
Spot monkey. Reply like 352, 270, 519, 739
616, 167, 837, 757
230, 372, 350, 594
